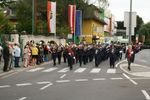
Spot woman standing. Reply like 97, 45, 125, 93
125, 45, 134, 71
23, 45, 30, 67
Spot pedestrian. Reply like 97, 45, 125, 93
31, 44, 38, 66
3, 42, 10, 72
125, 45, 134, 71
14, 43, 21, 68
23, 45, 30, 67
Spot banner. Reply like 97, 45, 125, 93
68, 5, 76, 34
47, 1, 56, 33
75, 10, 82, 36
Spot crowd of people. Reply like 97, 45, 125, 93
0, 40, 141, 72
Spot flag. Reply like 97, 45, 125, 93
47, 1, 56, 33
75, 10, 82, 36
68, 5, 76, 34
136, 34, 139, 43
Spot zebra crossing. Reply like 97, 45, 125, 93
26, 67, 117, 74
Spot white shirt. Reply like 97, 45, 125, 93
14, 46, 21, 57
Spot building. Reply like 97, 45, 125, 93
80, 6, 106, 44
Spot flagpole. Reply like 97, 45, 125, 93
74, 5, 76, 44
32, 0, 34, 36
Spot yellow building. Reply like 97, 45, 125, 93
80, 10, 106, 44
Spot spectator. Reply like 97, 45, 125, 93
23, 45, 30, 67
31, 44, 38, 66
3, 42, 10, 72
14, 43, 21, 68
8, 42, 14, 70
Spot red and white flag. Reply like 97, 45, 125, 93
47, 1, 56, 33
68, 5, 76, 34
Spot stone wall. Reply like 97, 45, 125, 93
11, 34, 66, 48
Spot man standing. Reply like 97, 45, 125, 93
3, 42, 10, 72
14, 43, 21, 68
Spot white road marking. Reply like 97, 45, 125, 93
0, 85, 11, 88
90, 68, 101, 73
37, 81, 51, 84
58, 68, 69, 73
115, 60, 127, 68
60, 74, 66, 79
42, 67, 58, 72
16, 83, 32, 87
74, 68, 86, 73
107, 69, 116, 74
123, 73, 138, 85
75, 79, 88, 82
40, 83, 53, 90
18, 97, 27, 100
56, 80, 70, 83
141, 90, 150, 100
110, 78, 123, 80
93, 78, 106, 81
141, 59, 147, 63
27, 68, 44, 72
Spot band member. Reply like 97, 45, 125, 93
67, 47, 75, 70
109, 46, 116, 68
51, 45, 57, 66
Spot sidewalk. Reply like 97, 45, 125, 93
0, 60, 52, 78
120, 63, 150, 77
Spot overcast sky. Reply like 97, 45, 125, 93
91, 0, 150, 23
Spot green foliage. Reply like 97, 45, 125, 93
0, 10, 10, 35
139, 22, 150, 43
14, 0, 32, 34
12, 0, 104, 36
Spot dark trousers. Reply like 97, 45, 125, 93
57, 53, 61, 64
95, 57, 99, 67
110, 57, 115, 68
127, 58, 132, 68
63, 54, 67, 63
3, 58, 9, 72
14, 57, 20, 67
68, 56, 73, 70
78, 56, 83, 66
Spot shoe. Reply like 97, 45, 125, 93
128, 67, 131, 71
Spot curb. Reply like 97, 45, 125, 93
120, 63, 150, 77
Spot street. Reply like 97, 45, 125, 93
0, 49, 150, 100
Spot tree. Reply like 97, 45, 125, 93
0, 10, 10, 35
138, 22, 150, 44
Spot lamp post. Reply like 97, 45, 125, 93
129, 0, 132, 44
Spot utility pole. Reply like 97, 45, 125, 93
129, 0, 132, 44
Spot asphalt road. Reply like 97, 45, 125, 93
0, 49, 150, 100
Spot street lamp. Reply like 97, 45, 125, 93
129, 0, 132, 44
